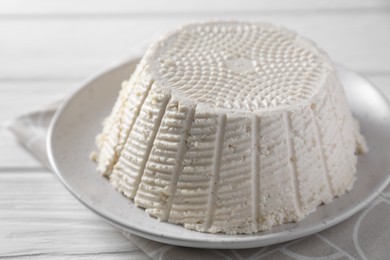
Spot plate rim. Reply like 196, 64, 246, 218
47, 58, 390, 249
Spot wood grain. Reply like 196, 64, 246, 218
0, 81, 77, 122
1, 12, 389, 80
0, 171, 149, 259
1, 0, 389, 15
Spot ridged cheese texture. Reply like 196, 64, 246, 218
94, 21, 367, 234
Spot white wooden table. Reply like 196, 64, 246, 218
1, 1, 390, 258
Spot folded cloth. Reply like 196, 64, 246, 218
6, 100, 390, 260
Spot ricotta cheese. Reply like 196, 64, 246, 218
94, 21, 367, 234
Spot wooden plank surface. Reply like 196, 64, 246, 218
1, 12, 389, 80
0, 171, 149, 259
0, 81, 76, 122
1, 0, 389, 15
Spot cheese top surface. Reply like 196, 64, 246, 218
148, 21, 330, 111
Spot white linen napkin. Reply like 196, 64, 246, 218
6, 100, 390, 260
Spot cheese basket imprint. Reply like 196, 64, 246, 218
93, 21, 366, 234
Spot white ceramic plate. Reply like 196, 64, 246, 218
48, 58, 390, 249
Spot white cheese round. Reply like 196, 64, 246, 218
95, 21, 366, 234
